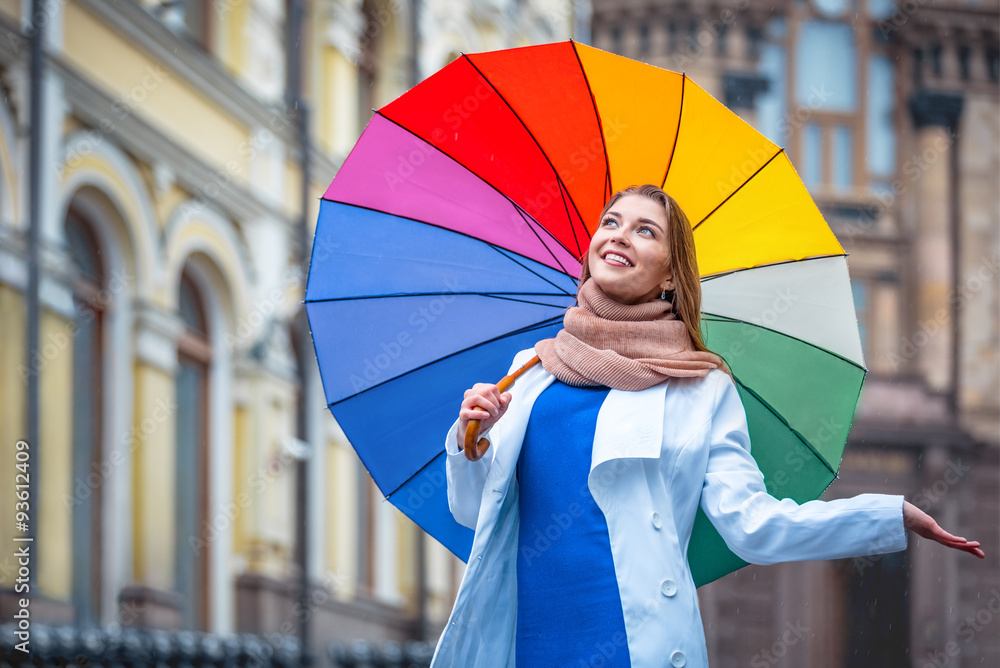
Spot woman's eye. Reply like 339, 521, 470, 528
639, 226, 654, 236
601, 218, 618, 227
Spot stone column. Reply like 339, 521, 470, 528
906, 91, 963, 404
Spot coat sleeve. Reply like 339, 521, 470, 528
444, 417, 495, 530
444, 349, 533, 530
699, 371, 908, 565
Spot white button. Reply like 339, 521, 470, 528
660, 578, 677, 597
671, 650, 686, 667
651, 512, 662, 529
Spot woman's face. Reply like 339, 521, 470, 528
587, 194, 673, 305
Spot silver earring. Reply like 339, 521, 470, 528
660, 288, 668, 300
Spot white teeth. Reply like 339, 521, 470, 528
604, 253, 633, 267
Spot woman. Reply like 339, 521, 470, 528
431, 185, 983, 668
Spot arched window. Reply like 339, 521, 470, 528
176, 268, 211, 630
66, 211, 105, 625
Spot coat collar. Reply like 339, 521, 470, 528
491, 357, 667, 486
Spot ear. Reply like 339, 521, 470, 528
661, 276, 675, 292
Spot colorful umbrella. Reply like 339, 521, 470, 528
305, 41, 866, 586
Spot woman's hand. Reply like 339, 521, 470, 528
903, 501, 985, 558
457, 383, 511, 451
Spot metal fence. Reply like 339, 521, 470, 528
0, 625, 437, 667
327, 640, 434, 668
0, 624, 300, 667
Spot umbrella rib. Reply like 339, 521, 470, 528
328, 316, 565, 407
358, 115, 585, 268
660, 73, 686, 188
571, 40, 614, 198
692, 148, 785, 231
481, 293, 575, 308
729, 375, 842, 481
510, 203, 579, 276
574, 47, 611, 198
305, 292, 575, 308
489, 245, 577, 297
462, 55, 589, 258
701, 312, 867, 371
698, 253, 849, 282
383, 449, 447, 502
319, 197, 578, 279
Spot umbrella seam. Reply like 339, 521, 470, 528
660, 73, 686, 188
701, 312, 867, 371
730, 376, 841, 480
327, 316, 565, 406
692, 148, 785, 231
331, 115, 586, 268
510, 203, 578, 275
317, 197, 578, 279
382, 449, 447, 502
463, 52, 591, 257
488, 244, 577, 297
698, 253, 849, 282
570, 41, 613, 199
306, 293, 575, 308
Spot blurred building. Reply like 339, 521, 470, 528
0, 0, 575, 663
591, 0, 999, 666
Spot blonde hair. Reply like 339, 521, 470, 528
579, 184, 732, 378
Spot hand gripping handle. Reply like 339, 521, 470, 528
462, 356, 541, 461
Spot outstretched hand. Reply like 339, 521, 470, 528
903, 501, 985, 558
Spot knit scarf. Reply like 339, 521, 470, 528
534, 279, 724, 391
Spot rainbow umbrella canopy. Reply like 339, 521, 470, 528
305, 41, 866, 586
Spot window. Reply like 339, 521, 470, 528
67, 212, 105, 625
755, 3, 897, 198
176, 269, 211, 630
866, 54, 896, 194
756, 38, 787, 145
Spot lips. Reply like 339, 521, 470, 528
602, 251, 633, 267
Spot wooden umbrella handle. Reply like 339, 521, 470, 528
462, 355, 541, 461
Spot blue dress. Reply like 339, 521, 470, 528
515, 380, 631, 667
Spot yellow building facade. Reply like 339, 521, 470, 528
0, 0, 575, 657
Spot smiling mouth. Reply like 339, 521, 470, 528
602, 252, 633, 267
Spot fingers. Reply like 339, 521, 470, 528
461, 384, 510, 418
903, 502, 986, 558
457, 386, 513, 449
929, 529, 986, 559
463, 384, 500, 412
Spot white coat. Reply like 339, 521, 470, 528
430, 347, 908, 667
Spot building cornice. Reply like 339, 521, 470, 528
51, 55, 288, 225
76, 0, 341, 190
0, 6, 340, 218
76, 0, 293, 145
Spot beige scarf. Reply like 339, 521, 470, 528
534, 279, 724, 391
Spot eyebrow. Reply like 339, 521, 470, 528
606, 210, 664, 232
